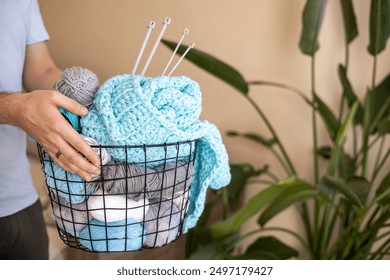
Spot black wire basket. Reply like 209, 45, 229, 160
37, 140, 198, 253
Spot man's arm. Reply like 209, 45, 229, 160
0, 42, 100, 181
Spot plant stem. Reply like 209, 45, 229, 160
366, 206, 380, 227
371, 55, 377, 90
264, 170, 280, 182
247, 80, 312, 106
247, 179, 275, 186
323, 199, 342, 258
353, 125, 358, 159
372, 237, 390, 259
311, 55, 319, 183
299, 202, 315, 259
269, 147, 292, 176
244, 95, 297, 175
371, 137, 385, 180
375, 230, 390, 243
338, 96, 345, 125
355, 134, 381, 165
362, 55, 377, 177
371, 144, 390, 182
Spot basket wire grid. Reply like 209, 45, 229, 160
37, 140, 198, 253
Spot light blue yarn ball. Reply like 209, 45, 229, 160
78, 218, 145, 252
44, 161, 94, 204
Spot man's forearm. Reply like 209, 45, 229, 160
0, 93, 24, 125
0, 64, 62, 125
23, 65, 62, 92
22, 42, 62, 92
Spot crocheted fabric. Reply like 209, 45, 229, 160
81, 74, 231, 232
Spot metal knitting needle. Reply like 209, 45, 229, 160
162, 28, 190, 76
132, 20, 155, 74
167, 42, 196, 76
141, 17, 171, 76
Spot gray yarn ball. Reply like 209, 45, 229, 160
96, 161, 194, 201
148, 162, 194, 200
143, 199, 181, 247
82, 135, 111, 165
51, 195, 91, 236
55, 67, 99, 109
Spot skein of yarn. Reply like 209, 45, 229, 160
173, 191, 189, 211
143, 199, 181, 247
96, 161, 194, 201
87, 189, 149, 222
44, 161, 95, 203
148, 162, 194, 199
82, 135, 111, 165
55, 67, 100, 109
60, 108, 80, 132
78, 218, 145, 252
51, 195, 91, 237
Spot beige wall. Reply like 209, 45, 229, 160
38, 0, 390, 254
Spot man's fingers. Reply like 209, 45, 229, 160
60, 124, 101, 169
52, 91, 88, 116
55, 137, 100, 180
47, 150, 73, 173
48, 150, 93, 182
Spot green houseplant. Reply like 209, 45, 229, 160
163, 0, 390, 260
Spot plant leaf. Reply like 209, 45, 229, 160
257, 182, 317, 226
326, 101, 359, 175
162, 39, 248, 94
367, 0, 390, 55
232, 236, 299, 260
326, 103, 358, 176
366, 74, 390, 134
318, 175, 363, 207
335, 100, 359, 145
225, 164, 256, 210
378, 118, 390, 134
314, 94, 340, 140
299, 0, 328, 55
338, 150, 356, 179
227, 130, 276, 147
317, 145, 332, 159
188, 243, 221, 260
376, 172, 390, 205
346, 176, 371, 205
340, 0, 359, 44
210, 177, 301, 239
338, 64, 364, 124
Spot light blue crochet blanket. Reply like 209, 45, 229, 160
81, 74, 231, 232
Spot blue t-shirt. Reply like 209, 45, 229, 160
0, 0, 49, 217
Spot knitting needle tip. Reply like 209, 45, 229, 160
167, 42, 196, 76
141, 17, 172, 76
132, 20, 156, 74
162, 27, 190, 76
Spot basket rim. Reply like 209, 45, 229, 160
37, 139, 198, 149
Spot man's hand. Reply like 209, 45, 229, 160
6, 90, 101, 181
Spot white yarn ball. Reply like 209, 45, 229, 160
87, 189, 149, 222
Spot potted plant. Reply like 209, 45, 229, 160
163, 0, 390, 260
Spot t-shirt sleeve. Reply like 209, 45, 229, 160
26, 0, 49, 45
